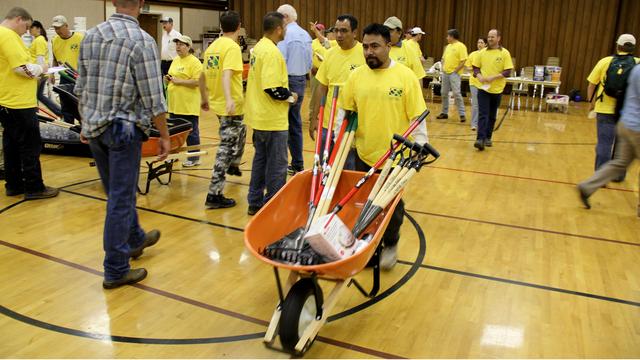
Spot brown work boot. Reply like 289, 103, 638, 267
102, 268, 147, 289
130, 230, 161, 259
24, 186, 59, 200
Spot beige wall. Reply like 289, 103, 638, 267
182, 8, 220, 55
0, 0, 104, 30
105, 3, 181, 33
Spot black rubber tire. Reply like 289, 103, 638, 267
279, 278, 323, 354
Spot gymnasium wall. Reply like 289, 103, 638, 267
231, 0, 640, 96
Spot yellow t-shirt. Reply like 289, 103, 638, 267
587, 54, 640, 114
315, 41, 365, 128
167, 54, 203, 116
390, 42, 426, 79
339, 62, 427, 166
204, 36, 244, 116
52, 32, 83, 70
30, 35, 49, 63
408, 38, 423, 58
465, 50, 481, 88
244, 37, 289, 131
472, 47, 514, 94
312, 39, 337, 70
0, 26, 37, 109
442, 41, 468, 74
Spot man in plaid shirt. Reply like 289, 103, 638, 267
75, 0, 170, 289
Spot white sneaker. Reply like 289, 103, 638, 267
182, 159, 201, 167
380, 245, 398, 270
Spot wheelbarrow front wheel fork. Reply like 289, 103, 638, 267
279, 278, 323, 354
264, 270, 350, 355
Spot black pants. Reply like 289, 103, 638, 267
477, 89, 502, 141
349, 150, 404, 248
0, 106, 45, 193
161, 60, 172, 76
59, 76, 76, 124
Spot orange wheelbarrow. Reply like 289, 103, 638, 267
245, 170, 402, 355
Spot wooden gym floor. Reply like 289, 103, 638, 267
1, 89, 639, 358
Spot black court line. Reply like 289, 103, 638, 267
0, 199, 26, 214
405, 208, 640, 247
396, 260, 640, 308
60, 189, 245, 233
0, 239, 405, 358
0, 305, 264, 345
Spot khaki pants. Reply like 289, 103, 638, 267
578, 122, 640, 211
309, 74, 319, 118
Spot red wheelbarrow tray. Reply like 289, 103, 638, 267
244, 170, 402, 279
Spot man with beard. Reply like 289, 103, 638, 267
339, 23, 429, 270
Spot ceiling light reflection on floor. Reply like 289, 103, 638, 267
480, 324, 524, 349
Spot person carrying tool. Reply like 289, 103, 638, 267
339, 23, 429, 269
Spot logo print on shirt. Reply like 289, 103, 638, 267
70, 44, 79, 50
250, 55, 256, 67
388, 87, 403, 98
207, 55, 220, 69
396, 56, 406, 63
349, 64, 360, 71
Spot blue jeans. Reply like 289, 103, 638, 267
287, 75, 306, 170
477, 90, 502, 141
595, 113, 625, 180
248, 130, 288, 208
170, 113, 200, 162
88, 123, 146, 281
38, 78, 62, 116
440, 72, 466, 117
470, 85, 479, 128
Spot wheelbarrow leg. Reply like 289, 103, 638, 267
294, 279, 349, 353
264, 269, 299, 344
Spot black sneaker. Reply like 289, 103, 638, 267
460, 116, 466, 123
130, 230, 161, 259
474, 139, 485, 151
485, 139, 493, 147
577, 186, 591, 209
24, 186, 59, 200
205, 193, 236, 209
436, 113, 448, 120
0, 169, 4, 181
6, 188, 24, 196
226, 165, 242, 177
103, 268, 147, 289
247, 205, 262, 215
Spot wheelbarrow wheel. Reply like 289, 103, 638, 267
279, 278, 323, 354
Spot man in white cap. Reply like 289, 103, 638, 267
52, 14, 84, 124
159, 16, 181, 75
408, 26, 426, 63
383, 16, 425, 80
586, 33, 639, 182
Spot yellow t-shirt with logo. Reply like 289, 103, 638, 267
245, 37, 289, 131
390, 42, 426, 79
472, 47, 514, 94
465, 50, 481, 87
203, 36, 244, 116
315, 42, 365, 128
587, 54, 640, 114
0, 26, 37, 109
442, 41, 468, 74
167, 54, 203, 116
339, 62, 427, 166
30, 35, 49, 63
52, 32, 83, 70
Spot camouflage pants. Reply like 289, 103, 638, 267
208, 115, 247, 195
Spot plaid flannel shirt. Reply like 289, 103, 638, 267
75, 13, 166, 138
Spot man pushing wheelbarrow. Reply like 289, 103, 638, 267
244, 22, 436, 356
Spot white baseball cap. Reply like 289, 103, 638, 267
159, 17, 173, 23
383, 16, 403, 30
52, 15, 67, 27
173, 35, 192, 47
410, 27, 426, 35
617, 34, 636, 46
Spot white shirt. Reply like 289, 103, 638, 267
161, 28, 181, 60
